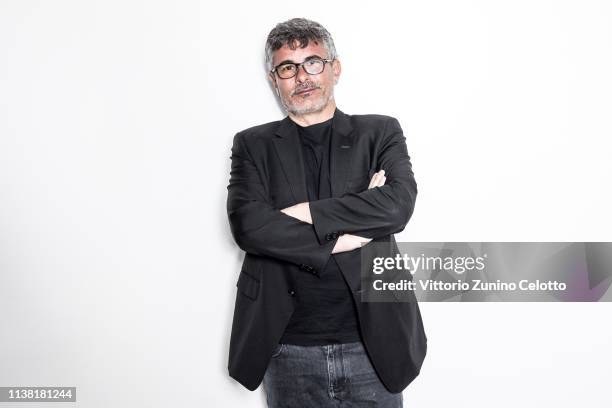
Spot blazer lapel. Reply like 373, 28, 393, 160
273, 116, 309, 203
330, 109, 356, 197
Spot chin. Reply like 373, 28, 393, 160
287, 99, 329, 116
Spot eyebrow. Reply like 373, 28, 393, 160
275, 54, 324, 66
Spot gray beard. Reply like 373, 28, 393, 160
283, 92, 334, 116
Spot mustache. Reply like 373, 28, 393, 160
291, 82, 321, 96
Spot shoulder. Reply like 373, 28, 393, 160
230, 119, 283, 155
231, 119, 285, 156
341, 112, 404, 142
235, 119, 281, 140
344, 112, 402, 132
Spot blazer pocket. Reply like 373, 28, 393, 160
236, 270, 260, 301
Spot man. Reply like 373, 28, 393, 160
226, 18, 427, 407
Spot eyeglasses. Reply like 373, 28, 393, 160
271, 58, 334, 79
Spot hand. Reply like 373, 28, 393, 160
332, 233, 372, 254
281, 202, 312, 224
368, 169, 386, 189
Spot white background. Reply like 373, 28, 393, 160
1, 1, 611, 407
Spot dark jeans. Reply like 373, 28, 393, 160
263, 341, 403, 408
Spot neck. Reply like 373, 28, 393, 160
288, 100, 337, 127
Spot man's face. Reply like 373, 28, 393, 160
269, 40, 341, 116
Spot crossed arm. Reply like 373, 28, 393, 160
280, 170, 387, 253
226, 117, 417, 272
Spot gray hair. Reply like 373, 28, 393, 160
265, 18, 338, 72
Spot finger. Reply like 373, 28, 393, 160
371, 171, 387, 189
367, 172, 379, 189
368, 171, 382, 189
368, 171, 380, 189
375, 170, 386, 187
374, 173, 384, 187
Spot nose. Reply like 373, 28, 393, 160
295, 63, 310, 83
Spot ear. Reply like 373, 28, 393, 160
268, 72, 280, 95
332, 59, 342, 85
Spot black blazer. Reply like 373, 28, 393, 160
226, 108, 427, 393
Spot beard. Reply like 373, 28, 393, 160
281, 84, 335, 116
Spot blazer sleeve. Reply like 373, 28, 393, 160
226, 131, 336, 273
309, 117, 417, 243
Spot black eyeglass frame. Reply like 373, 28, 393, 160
271, 58, 335, 79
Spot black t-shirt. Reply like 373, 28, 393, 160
279, 117, 362, 345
